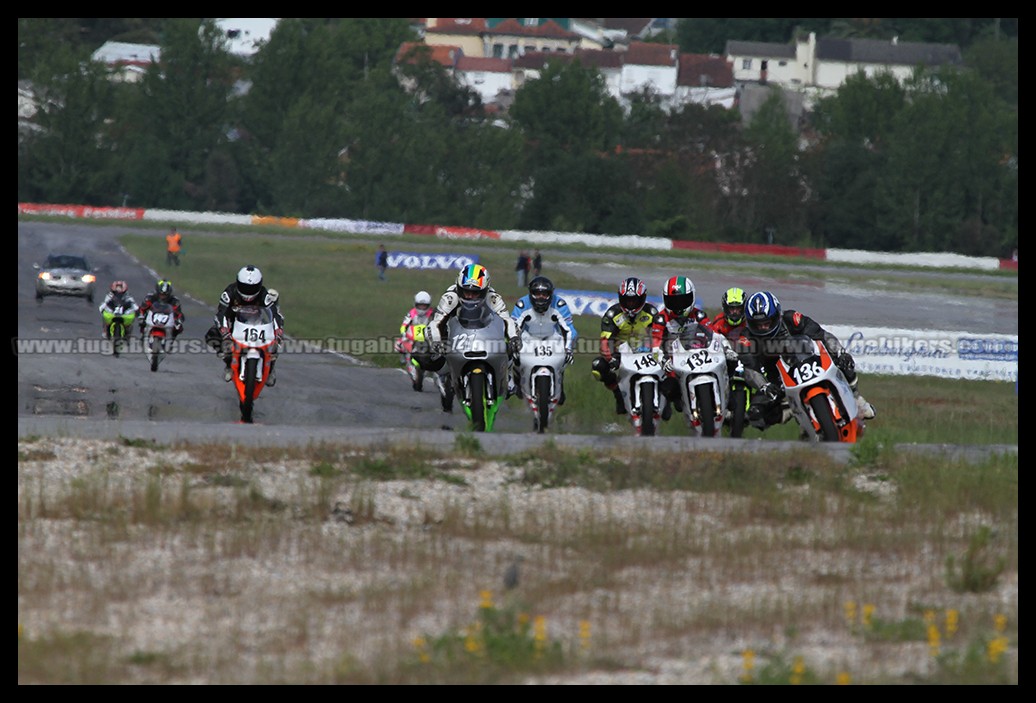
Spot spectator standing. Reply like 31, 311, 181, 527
166, 227, 184, 267
532, 249, 542, 277
376, 244, 388, 281
516, 250, 530, 288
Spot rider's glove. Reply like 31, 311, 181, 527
760, 383, 781, 405
507, 337, 522, 357
724, 346, 739, 363
608, 357, 620, 371
275, 327, 284, 341
430, 340, 446, 357
836, 351, 855, 374
661, 357, 674, 375
220, 326, 231, 340
564, 349, 574, 366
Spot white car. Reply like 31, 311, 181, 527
34, 254, 97, 303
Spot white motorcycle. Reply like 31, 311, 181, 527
776, 335, 865, 443
665, 323, 732, 438
614, 340, 669, 437
516, 322, 570, 434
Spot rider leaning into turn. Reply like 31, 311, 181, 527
590, 277, 660, 415
205, 265, 284, 387
137, 279, 184, 340
421, 264, 522, 395
736, 290, 876, 431
510, 276, 577, 401
99, 280, 138, 339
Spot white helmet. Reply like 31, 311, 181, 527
236, 265, 263, 301
414, 291, 431, 308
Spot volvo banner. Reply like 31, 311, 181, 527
387, 252, 479, 270
555, 289, 663, 318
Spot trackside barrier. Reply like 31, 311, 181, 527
18, 202, 1018, 271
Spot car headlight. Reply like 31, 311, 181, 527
38, 272, 52, 280
82, 274, 96, 283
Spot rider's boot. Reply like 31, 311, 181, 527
611, 386, 626, 415
223, 357, 233, 383
848, 377, 876, 419
266, 360, 277, 387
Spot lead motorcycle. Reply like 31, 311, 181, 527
776, 335, 864, 443
444, 304, 510, 432
515, 322, 570, 434
141, 301, 176, 372
226, 304, 280, 424
614, 339, 669, 437
665, 323, 731, 438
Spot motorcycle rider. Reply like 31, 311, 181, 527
590, 277, 660, 415
205, 265, 285, 387
737, 290, 876, 431
420, 263, 522, 396
511, 271, 580, 399
396, 290, 436, 391
511, 276, 577, 402
99, 280, 138, 339
649, 276, 719, 419
707, 287, 748, 344
137, 279, 184, 340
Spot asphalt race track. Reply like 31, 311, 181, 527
17, 221, 1017, 460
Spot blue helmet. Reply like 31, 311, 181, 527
745, 291, 783, 338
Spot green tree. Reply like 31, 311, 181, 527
111, 19, 236, 210
739, 90, 805, 243
18, 45, 118, 204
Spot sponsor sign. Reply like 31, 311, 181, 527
387, 252, 479, 270
829, 326, 1017, 382
556, 289, 663, 317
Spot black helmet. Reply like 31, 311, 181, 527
156, 279, 173, 301
528, 276, 554, 313
617, 277, 647, 317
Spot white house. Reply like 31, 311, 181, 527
214, 18, 279, 59
726, 32, 962, 99
90, 41, 161, 82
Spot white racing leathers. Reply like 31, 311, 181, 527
427, 285, 519, 345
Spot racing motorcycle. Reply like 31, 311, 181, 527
614, 340, 669, 437
776, 335, 864, 443
444, 304, 510, 432
665, 324, 731, 438
101, 301, 138, 358
141, 302, 176, 372
226, 304, 280, 424
401, 314, 454, 411
515, 323, 570, 434
726, 360, 751, 439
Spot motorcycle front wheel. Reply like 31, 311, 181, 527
240, 357, 259, 423
149, 336, 162, 372
467, 371, 487, 431
695, 384, 717, 437
535, 375, 551, 433
639, 383, 657, 437
728, 385, 748, 438
808, 393, 840, 442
